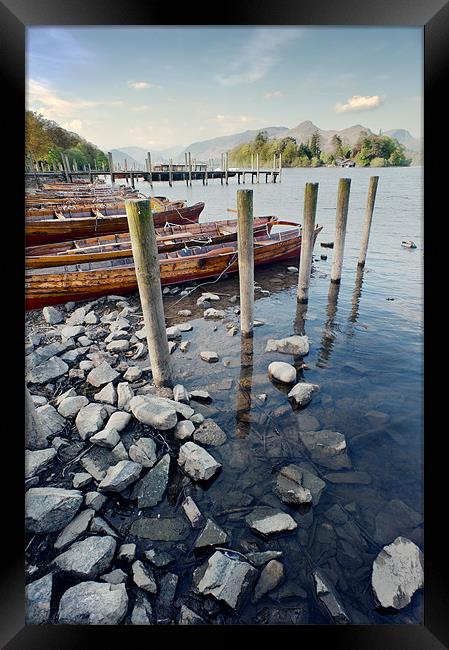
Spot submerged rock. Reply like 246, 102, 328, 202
25, 573, 53, 624
252, 560, 284, 602
273, 464, 313, 505
178, 442, 222, 481
182, 496, 204, 528
268, 362, 296, 384
246, 508, 298, 536
25, 487, 83, 533
265, 335, 309, 356
313, 570, 350, 624
131, 591, 154, 624
299, 429, 352, 470
372, 536, 424, 610
130, 517, 189, 541
287, 382, 318, 408
194, 519, 229, 550
194, 550, 257, 611
193, 419, 227, 446
51, 535, 116, 579
58, 581, 128, 624
200, 351, 219, 363
245, 551, 283, 567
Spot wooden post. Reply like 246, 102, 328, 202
358, 176, 379, 268
62, 154, 70, 182
225, 152, 229, 185
256, 153, 260, 183
297, 182, 319, 303
237, 189, 254, 337
108, 152, 115, 184
220, 153, 223, 185
147, 152, 153, 189
184, 153, 189, 186
278, 153, 282, 182
169, 159, 173, 187
125, 199, 172, 387
330, 178, 351, 284
272, 154, 276, 182
188, 152, 192, 186
131, 173, 135, 189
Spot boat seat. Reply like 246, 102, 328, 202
202, 246, 235, 257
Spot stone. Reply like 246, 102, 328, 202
295, 464, 326, 505
118, 543, 136, 561
173, 384, 190, 403
245, 551, 283, 567
26, 342, 73, 371
100, 568, 127, 585
117, 382, 134, 411
130, 395, 177, 430
73, 472, 92, 489
90, 516, 118, 537
179, 340, 191, 352
26, 356, 69, 384
268, 361, 296, 384
195, 550, 257, 610
75, 403, 108, 440
372, 536, 424, 610
178, 442, 222, 482
252, 560, 284, 602
374, 499, 423, 545
25, 487, 83, 533
60, 348, 88, 365
130, 517, 188, 541
161, 397, 194, 419
255, 605, 309, 625
25, 448, 57, 478
287, 382, 318, 408
52, 536, 116, 579
287, 266, 298, 273
131, 592, 154, 624
90, 427, 121, 449
194, 518, 228, 549
313, 570, 350, 624
58, 581, 128, 624
193, 419, 227, 446
84, 492, 107, 511
200, 350, 219, 363
178, 322, 193, 332
35, 404, 67, 439
175, 420, 195, 440
98, 460, 143, 492
25, 573, 53, 624
65, 307, 87, 326
42, 305, 64, 324
30, 394, 47, 407
190, 390, 212, 402
69, 369, 85, 380
157, 572, 178, 620
105, 411, 132, 433
299, 430, 352, 470
273, 464, 313, 505
132, 560, 157, 593
80, 447, 118, 481
265, 335, 309, 356
130, 453, 170, 508
166, 325, 182, 340
106, 339, 130, 353
94, 383, 117, 405
246, 508, 298, 536
190, 413, 205, 425
128, 437, 157, 467
57, 395, 89, 418
123, 366, 142, 382
203, 308, 225, 319
178, 604, 206, 625
87, 361, 120, 388
178, 309, 192, 317
182, 496, 203, 528
54, 508, 96, 550
323, 471, 371, 485
61, 325, 85, 340
84, 311, 100, 325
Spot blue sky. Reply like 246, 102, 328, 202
26, 27, 423, 151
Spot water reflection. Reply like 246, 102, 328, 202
346, 265, 365, 337
235, 334, 254, 438
293, 300, 308, 337
317, 282, 341, 367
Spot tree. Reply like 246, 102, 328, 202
331, 134, 343, 159
308, 130, 321, 158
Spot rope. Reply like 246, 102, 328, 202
172, 250, 239, 305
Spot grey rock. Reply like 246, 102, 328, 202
178, 442, 222, 481
130, 517, 189, 541
178, 604, 206, 625
287, 382, 318, 408
105, 411, 132, 433
324, 471, 371, 485
143, 549, 175, 567
106, 339, 130, 353
299, 430, 352, 470
25, 448, 57, 478
130, 453, 170, 507
94, 383, 117, 405
117, 382, 134, 411
195, 550, 257, 610
193, 419, 227, 446
295, 463, 326, 505
130, 395, 177, 430
54, 508, 96, 549
157, 572, 178, 620
160, 397, 194, 419
52, 536, 116, 579
80, 446, 118, 481
182, 496, 203, 528
245, 551, 283, 567
173, 384, 190, 403
190, 413, 205, 425
90, 427, 121, 449
313, 570, 350, 624
84, 491, 107, 511
166, 325, 182, 340
58, 581, 128, 624
128, 437, 157, 467
75, 403, 108, 440
265, 335, 309, 356
131, 591, 154, 624
57, 395, 89, 418
372, 536, 424, 610
123, 366, 142, 382
273, 464, 313, 505
43, 306, 64, 324
190, 390, 212, 402
65, 307, 87, 326
174, 420, 195, 440
73, 472, 92, 489
194, 519, 228, 549
203, 308, 225, 319
31, 394, 47, 407
132, 560, 157, 593
25, 573, 53, 624
374, 499, 423, 545
84, 311, 100, 325
246, 508, 298, 536
25, 487, 83, 533
200, 350, 219, 363
117, 543, 136, 561
268, 361, 296, 384
100, 568, 127, 584
87, 361, 120, 388
26, 356, 69, 384
179, 341, 191, 352
35, 404, 67, 439
90, 516, 118, 537
61, 325, 85, 340
112, 441, 129, 461
98, 460, 142, 493
252, 560, 284, 602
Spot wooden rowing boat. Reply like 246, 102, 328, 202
25, 202, 205, 246
25, 217, 278, 268
25, 196, 186, 217
25, 225, 322, 310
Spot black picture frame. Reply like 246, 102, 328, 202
2, 0, 447, 647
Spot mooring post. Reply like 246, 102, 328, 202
272, 154, 276, 182
168, 159, 173, 187
237, 189, 254, 337
188, 152, 192, 186
184, 153, 189, 186
330, 178, 351, 284
225, 152, 229, 185
107, 152, 115, 184
256, 153, 260, 183
125, 199, 172, 387
279, 153, 282, 182
357, 175, 379, 268
220, 153, 224, 185
147, 152, 153, 189
297, 182, 319, 303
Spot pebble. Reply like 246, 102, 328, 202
178, 442, 222, 481
268, 361, 297, 384
200, 351, 219, 363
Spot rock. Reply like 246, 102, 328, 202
130, 395, 177, 430
299, 430, 352, 470
273, 464, 313, 505
372, 536, 424, 610
178, 604, 206, 625
313, 570, 350, 624
287, 266, 298, 273
98, 460, 142, 492
295, 463, 326, 505
190, 390, 212, 402
182, 496, 203, 528
106, 340, 130, 353
195, 550, 257, 610
94, 383, 117, 405
61, 325, 85, 340
90, 516, 117, 537
203, 308, 225, 319
105, 411, 132, 433
161, 397, 194, 419
117, 543, 136, 561
25, 487, 83, 533
58, 581, 128, 624
268, 361, 296, 384
52, 536, 116, 579
66, 307, 87, 326
57, 395, 89, 418
265, 335, 309, 356
193, 419, 227, 446
80, 446, 118, 481
131, 591, 154, 624
157, 572, 178, 620
175, 420, 195, 440
25, 573, 53, 624
179, 341, 191, 352
246, 508, 298, 536
228, 326, 238, 336
60, 348, 88, 365
117, 382, 134, 411
202, 292, 220, 301
252, 560, 284, 602
35, 404, 67, 439
73, 473, 92, 489
130, 453, 170, 508
25, 448, 57, 478
130, 517, 188, 541
84, 311, 100, 325
178, 442, 222, 481
87, 361, 120, 388
30, 394, 47, 407
177, 322, 193, 332
200, 351, 219, 363
173, 384, 190, 403
26, 356, 69, 384
132, 560, 157, 593
100, 568, 127, 585
323, 471, 371, 485
255, 605, 309, 625
194, 519, 228, 549
166, 325, 182, 340
178, 309, 192, 317
42, 305, 64, 324
85, 491, 107, 511
190, 413, 205, 425
374, 499, 423, 545
90, 427, 121, 449
128, 437, 157, 467
75, 403, 108, 440
123, 366, 142, 382
287, 382, 318, 408
245, 551, 283, 567
69, 368, 85, 380
54, 508, 96, 550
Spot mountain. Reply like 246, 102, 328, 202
110, 145, 184, 166
110, 149, 142, 168
383, 129, 421, 152
282, 121, 375, 152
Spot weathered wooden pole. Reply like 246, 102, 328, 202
220, 153, 224, 185
237, 189, 254, 337
297, 182, 319, 303
125, 199, 172, 387
184, 153, 189, 186
330, 178, 351, 284
107, 152, 115, 184
278, 153, 282, 182
357, 175, 379, 268
188, 152, 192, 186
168, 158, 173, 187
147, 152, 153, 189
225, 152, 229, 185
256, 153, 260, 183
272, 154, 276, 182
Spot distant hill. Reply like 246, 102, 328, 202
383, 129, 422, 152
282, 121, 375, 152
110, 145, 184, 166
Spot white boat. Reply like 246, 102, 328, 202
401, 240, 417, 249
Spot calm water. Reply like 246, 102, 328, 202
105, 168, 424, 623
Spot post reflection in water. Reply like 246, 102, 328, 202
317, 281, 341, 368
235, 334, 254, 438
347, 265, 365, 334
293, 300, 308, 337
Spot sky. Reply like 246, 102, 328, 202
26, 27, 423, 152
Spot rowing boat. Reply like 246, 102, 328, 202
25, 224, 322, 309
25, 196, 186, 217
25, 202, 205, 246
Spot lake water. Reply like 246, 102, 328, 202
118, 166, 423, 624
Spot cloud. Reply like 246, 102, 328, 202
216, 28, 302, 86
130, 105, 150, 112
63, 119, 83, 132
128, 81, 162, 90
264, 90, 283, 99
334, 95, 384, 113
